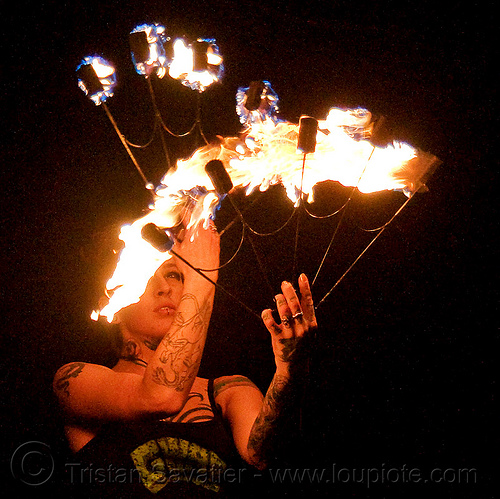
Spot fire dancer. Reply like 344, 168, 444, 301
53, 220, 317, 496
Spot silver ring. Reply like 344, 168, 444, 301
292, 311, 304, 320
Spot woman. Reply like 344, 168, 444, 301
53, 220, 317, 496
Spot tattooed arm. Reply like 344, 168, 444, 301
141, 221, 219, 410
144, 283, 215, 410
216, 275, 317, 469
53, 222, 219, 423
246, 275, 316, 468
53, 287, 213, 422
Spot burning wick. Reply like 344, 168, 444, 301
297, 116, 319, 154
244, 81, 267, 111
205, 159, 234, 196
140, 223, 175, 252
205, 159, 276, 300
293, 116, 319, 278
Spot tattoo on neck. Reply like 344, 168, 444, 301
122, 339, 140, 358
119, 339, 149, 367
144, 339, 160, 351
128, 357, 148, 368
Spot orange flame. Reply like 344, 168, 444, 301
168, 38, 223, 91
95, 108, 438, 321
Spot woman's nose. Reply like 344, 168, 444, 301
156, 276, 172, 296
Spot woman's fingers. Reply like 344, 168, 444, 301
176, 219, 220, 272
281, 281, 302, 318
298, 273, 317, 329
261, 309, 283, 336
261, 274, 317, 339
280, 282, 306, 337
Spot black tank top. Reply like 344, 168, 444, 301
66, 379, 241, 498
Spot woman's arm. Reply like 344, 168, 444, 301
216, 274, 317, 468
141, 278, 216, 413
53, 221, 219, 421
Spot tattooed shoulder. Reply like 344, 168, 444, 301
53, 362, 86, 398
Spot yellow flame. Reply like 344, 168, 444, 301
95, 108, 437, 322
168, 39, 193, 79
168, 38, 222, 91
207, 47, 223, 66
91, 59, 115, 79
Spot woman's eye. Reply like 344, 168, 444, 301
165, 271, 183, 282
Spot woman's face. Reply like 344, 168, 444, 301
118, 259, 185, 340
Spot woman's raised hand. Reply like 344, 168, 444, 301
261, 273, 317, 373
174, 220, 220, 285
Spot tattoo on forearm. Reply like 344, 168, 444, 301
54, 362, 85, 397
151, 293, 211, 392
248, 374, 289, 463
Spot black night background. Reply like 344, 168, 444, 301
1, 1, 495, 497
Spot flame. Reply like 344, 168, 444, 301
130, 24, 169, 78
91, 58, 115, 79
95, 107, 438, 322
77, 56, 117, 106
97, 188, 219, 322
168, 39, 193, 80
207, 47, 223, 66
168, 38, 223, 92
236, 80, 281, 125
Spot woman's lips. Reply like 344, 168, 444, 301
154, 304, 176, 315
